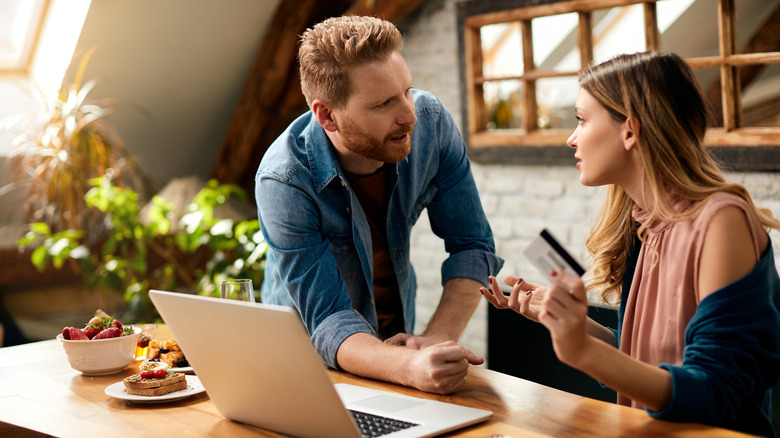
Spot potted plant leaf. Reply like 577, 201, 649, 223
1, 48, 149, 238
18, 176, 267, 323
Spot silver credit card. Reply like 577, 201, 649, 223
522, 228, 586, 282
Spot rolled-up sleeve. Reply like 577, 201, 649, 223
257, 164, 373, 369
425, 96, 503, 287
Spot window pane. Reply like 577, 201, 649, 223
484, 80, 523, 130
692, 67, 724, 128
532, 13, 579, 72
536, 76, 579, 130
741, 63, 780, 127
658, 0, 719, 58
592, 4, 647, 64
481, 23, 524, 78
0, 0, 45, 69
735, 0, 780, 55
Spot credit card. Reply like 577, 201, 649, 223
522, 228, 586, 282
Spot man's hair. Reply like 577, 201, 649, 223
298, 15, 403, 108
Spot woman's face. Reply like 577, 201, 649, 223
567, 89, 638, 188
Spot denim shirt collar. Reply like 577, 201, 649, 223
304, 119, 342, 193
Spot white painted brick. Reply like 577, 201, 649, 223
399, 0, 780, 358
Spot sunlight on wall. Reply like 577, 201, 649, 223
30, 0, 91, 105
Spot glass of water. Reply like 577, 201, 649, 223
220, 279, 255, 302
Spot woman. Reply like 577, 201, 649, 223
482, 51, 780, 437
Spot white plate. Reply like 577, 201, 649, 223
169, 366, 194, 374
105, 375, 205, 403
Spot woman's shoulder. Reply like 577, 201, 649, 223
699, 191, 750, 212
690, 192, 758, 230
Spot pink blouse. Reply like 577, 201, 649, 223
617, 192, 767, 408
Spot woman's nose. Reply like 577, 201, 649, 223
566, 129, 577, 148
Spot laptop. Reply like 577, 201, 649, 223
148, 290, 492, 438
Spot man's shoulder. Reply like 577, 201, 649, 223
257, 111, 338, 190
258, 112, 319, 172
412, 89, 443, 115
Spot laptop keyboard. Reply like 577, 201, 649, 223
349, 409, 419, 437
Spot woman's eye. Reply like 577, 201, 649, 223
575, 115, 584, 123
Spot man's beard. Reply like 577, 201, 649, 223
339, 118, 413, 164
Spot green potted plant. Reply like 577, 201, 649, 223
2, 48, 149, 236
18, 176, 267, 322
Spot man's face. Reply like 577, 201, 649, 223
331, 51, 417, 165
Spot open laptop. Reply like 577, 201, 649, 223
148, 290, 491, 438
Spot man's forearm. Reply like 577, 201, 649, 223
421, 277, 483, 342
336, 332, 413, 386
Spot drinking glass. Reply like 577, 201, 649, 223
133, 323, 157, 361
220, 279, 255, 302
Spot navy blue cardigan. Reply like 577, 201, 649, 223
618, 237, 780, 437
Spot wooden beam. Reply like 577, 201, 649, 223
211, 0, 427, 191
705, 3, 780, 127
345, 0, 426, 23
464, 22, 486, 135
717, 0, 739, 130
643, 1, 659, 50
211, 0, 319, 186
577, 11, 593, 69
520, 20, 537, 132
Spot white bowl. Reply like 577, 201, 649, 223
57, 326, 141, 376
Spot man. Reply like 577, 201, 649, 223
255, 15, 503, 394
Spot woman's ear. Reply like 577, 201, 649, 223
312, 99, 338, 132
623, 117, 640, 151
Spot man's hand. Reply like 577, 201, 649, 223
336, 333, 483, 395
385, 333, 484, 365
384, 332, 440, 349
405, 341, 482, 394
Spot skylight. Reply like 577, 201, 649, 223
0, 0, 46, 70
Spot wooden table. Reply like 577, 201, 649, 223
0, 337, 752, 438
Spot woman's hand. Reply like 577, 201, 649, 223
480, 274, 547, 322
538, 270, 592, 368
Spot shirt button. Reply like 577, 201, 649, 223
346, 207, 350, 213
417, 203, 423, 210
342, 245, 349, 251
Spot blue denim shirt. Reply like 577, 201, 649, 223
255, 89, 504, 369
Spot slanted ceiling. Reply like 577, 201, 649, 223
210, 0, 426, 192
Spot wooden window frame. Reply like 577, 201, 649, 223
457, 0, 780, 170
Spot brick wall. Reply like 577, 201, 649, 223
400, 0, 780, 360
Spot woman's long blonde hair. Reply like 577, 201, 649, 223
581, 51, 780, 303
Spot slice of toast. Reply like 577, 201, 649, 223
123, 371, 186, 396
124, 379, 188, 396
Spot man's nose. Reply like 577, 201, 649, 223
397, 98, 416, 126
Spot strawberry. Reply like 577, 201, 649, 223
62, 327, 72, 340
112, 319, 123, 330
83, 327, 102, 339
68, 327, 90, 340
93, 327, 122, 340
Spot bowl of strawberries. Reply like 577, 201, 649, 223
56, 309, 142, 376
